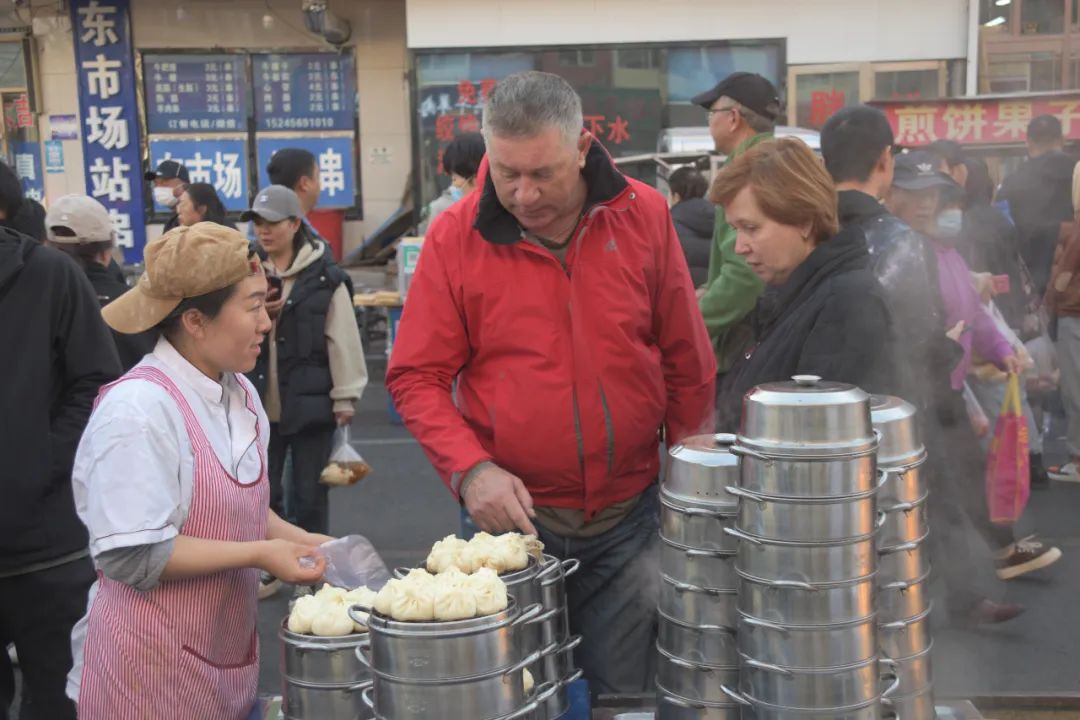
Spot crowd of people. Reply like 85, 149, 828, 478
0, 65, 1078, 716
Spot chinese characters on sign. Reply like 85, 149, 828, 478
12, 142, 43, 202
71, 0, 146, 260
149, 139, 249, 211
253, 53, 355, 131
256, 136, 355, 209
880, 95, 1080, 146
144, 54, 247, 133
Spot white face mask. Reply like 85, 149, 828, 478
153, 186, 179, 208
936, 207, 964, 240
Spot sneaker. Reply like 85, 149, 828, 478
1047, 460, 1080, 482
7, 644, 16, 666
258, 572, 282, 600
996, 535, 1063, 580
964, 599, 1026, 626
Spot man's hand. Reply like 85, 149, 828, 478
463, 464, 537, 535
1002, 354, 1023, 375
695, 287, 707, 300
334, 410, 354, 427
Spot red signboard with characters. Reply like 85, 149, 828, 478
876, 93, 1080, 147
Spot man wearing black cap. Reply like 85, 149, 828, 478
145, 159, 190, 234
692, 72, 779, 376
998, 114, 1077, 294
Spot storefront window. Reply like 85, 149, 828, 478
1021, 0, 1065, 33
793, 71, 859, 130
0, 42, 27, 89
413, 41, 783, 206
874, 69, 940, 101
979, 0, 1012, 31
987, 51, 1063, 91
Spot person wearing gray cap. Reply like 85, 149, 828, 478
45, 195, 155, 370
692, 72, 779, 379
241, 185, 367, 597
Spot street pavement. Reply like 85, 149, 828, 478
259, 358, 1080, 700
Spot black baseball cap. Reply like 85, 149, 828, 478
892, 151, 960, 192
144, 159, 190, 183
691, 72, 781, 122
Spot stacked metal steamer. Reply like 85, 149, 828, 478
721, 376, 901, 720
872, 395, 936, 719
656, 433, 743, 719
279, 620, 374, 719
356, 555, 582, 720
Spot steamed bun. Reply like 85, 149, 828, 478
287, 594, 321, 634
465, 567, 509, 616
427, 535, 469, 573
311, 606, 356, 637
374, 578, 404, 617
391, 579, 436, 622
433, 580, 478, 621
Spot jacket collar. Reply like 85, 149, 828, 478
730, 131, 772, 161
837, 190, 890, 227
473, 134, 629, 246
757, 225, 871, 329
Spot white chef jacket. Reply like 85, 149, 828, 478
67, 337, 269, 700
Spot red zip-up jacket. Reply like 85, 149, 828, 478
386, 141, 716, 519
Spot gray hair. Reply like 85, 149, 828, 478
482, 71, 583, 147
726, 97, 777, 135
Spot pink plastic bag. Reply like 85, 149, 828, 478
985, 373, 1031, 525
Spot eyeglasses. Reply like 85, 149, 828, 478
708, 106, 739, 116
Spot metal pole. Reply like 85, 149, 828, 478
966, 0, 980, 96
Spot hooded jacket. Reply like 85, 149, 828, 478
670, 197, 715, 287
386, 138, 716, 517
0, 229, 121, 575
717, 226, 895, 429
249, 239, 365, 436
999, 150, 1078, 294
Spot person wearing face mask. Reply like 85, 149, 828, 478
67, 223, 329, 718
890, 153, 1062, 584
419, 132, 486, 234
243, 186, 367, 600
145, 160, 191, 234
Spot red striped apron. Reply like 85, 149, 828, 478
78, 366, 268, 720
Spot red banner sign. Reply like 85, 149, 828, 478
877, 94, 1080, 146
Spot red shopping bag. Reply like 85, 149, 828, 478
985, 373, 1031, 524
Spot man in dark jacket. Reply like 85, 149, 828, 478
998, 114, 1077, 295
667, 165, 714, 286
145, 159, 190, 234
44, 194, 155, 370
0, 226, 121, 719
821, 106, 1024, 625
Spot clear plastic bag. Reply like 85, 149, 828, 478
313, 534, 392, 591
319, 425, 371, 486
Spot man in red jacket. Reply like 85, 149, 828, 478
387, 71, 715, 693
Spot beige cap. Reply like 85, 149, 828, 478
104, 222, 262, 334
45, 194, 114, 244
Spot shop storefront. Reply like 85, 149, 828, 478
26, 0, 409, 261
411, 40, 785, 207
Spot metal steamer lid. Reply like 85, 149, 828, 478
737, 375, 876, 457
668, 433, 740, 468
870, 394, 926, 468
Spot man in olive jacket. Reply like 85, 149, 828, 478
694, 73, 778, 374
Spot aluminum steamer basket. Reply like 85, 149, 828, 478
666, 433, 741, 504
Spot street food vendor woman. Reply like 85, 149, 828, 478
66, 223, 329, 719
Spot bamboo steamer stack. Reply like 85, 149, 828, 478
655, 433, 742, 719
720, 376, 901, 720
871, 395, 936, 720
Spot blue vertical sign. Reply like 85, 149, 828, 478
11, 142, 44, 202
71, 0, 146, 262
